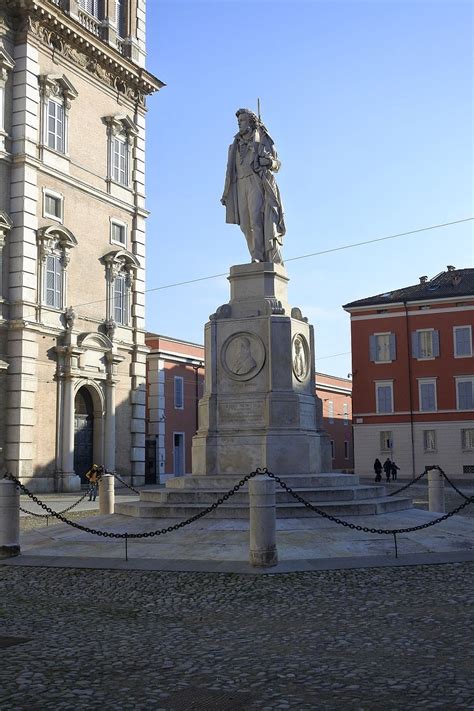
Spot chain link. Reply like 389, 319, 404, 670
388, 468, 428, 496
19, 491, 89, 518
111, 472, 140, 495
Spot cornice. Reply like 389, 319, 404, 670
5, 0, 164, 107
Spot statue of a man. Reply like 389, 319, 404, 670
221, 108, 286, 264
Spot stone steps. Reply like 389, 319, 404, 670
164, 473, 359, 490
115, 495, 413, 519
139, 484, 387, 505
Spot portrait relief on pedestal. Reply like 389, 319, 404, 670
292, 333, 310, 381
221, 332, 266, 381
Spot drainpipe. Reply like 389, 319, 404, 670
403, 301, 416, 478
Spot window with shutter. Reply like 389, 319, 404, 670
113, 274, 128, 324
375, 382, 393, 413
412, 330, 439, 359
44, 253, 62, 308
419, 381, 437, 411
457, 379, 474, 410
174, 376, 184, 409
461, 429, 474, 449
380, 431, 393, 451
454, 327, 472, 357
423, 430, 437, 451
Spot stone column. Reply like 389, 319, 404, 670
249, 475, 278, 567
61, 375, 79, 492
0, 479, 20, 558
104, 377, 116, 472
428, 468, 445, 513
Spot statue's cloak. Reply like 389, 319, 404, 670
222, 128, 286, 251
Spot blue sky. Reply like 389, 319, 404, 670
143, 0, 473, 378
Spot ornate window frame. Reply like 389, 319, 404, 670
0, 211, 13, 309
0, 47, 15, 153
104, 114, 137, 189
37, 225, 78, 312
38, 74, 78, 157
102, 249, 139, 326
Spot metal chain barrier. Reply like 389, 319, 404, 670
5, 467, 474, 547
438, 469, 472, 502
5, 472, 256, 539
262, 469, 474, 536
388, 467, 429, 496
111, 472, 140, 495
19, 491, 89, 518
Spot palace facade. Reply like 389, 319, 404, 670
0, 0, 162, 491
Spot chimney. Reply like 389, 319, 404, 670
447, 265, 456, 272
419, 276, 428, 284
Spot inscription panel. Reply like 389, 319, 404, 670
218, 400, 265, 427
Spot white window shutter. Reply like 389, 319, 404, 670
389, 333, 396, 361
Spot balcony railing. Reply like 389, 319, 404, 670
77, 8, 102, 37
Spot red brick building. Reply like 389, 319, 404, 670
316, 372, 353, 471
343, 267, 474, 479
145, 334, 353, 482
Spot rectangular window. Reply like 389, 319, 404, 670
328, 400, 334, 424
344, 440, 349, 459
112, 136, 128, 185
456, 379, 474, 410
330, 440, 335, 459
111, 220, 126, 245
380, 431, 393, 451
44, 254, 62, 308
375, 382, 393, 414
412, 329, 440, 359
370, 333, 396, 362
47, 99, 64, 153
113, 275, 127, 324
461, 429, 474, 450
43, 190, 63, 221
78, 0, 102, 17
419, 380, 437, 412
174, 376, 184, 409
423, 430, 437, 452
343, 403, 349, 426
454, 326, 472, 358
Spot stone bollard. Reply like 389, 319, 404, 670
428, 468, 445, 513
99, 474, 115, 515
0, 479, 20, 558
249, 475, 278, 567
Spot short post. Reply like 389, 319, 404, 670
0, 479, 20, 558
428, 468, 445, 513
99, 474, 115, 515
249, 475, 278, 567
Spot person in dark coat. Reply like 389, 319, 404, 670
383, 458, 392, 482
390, 461, 400, 481
373, 458, 383, 482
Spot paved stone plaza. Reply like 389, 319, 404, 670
0, 563, 473, 710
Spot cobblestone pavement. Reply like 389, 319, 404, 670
0, 563, 473, 710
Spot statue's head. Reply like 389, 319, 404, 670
236, 108, 258, 134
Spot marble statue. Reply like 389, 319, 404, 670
221, 108, 286, 264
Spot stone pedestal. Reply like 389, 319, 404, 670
192, 262, 331, 477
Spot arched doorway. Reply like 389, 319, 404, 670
74, 387, 94, 485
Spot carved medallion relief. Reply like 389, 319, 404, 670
221, 332, 266, 381
292, 333, 310, 381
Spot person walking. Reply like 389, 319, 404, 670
383, 458, 392, 483
373, 458, 383, 483
390, 461, 400, 481
85, 464, 102, 502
